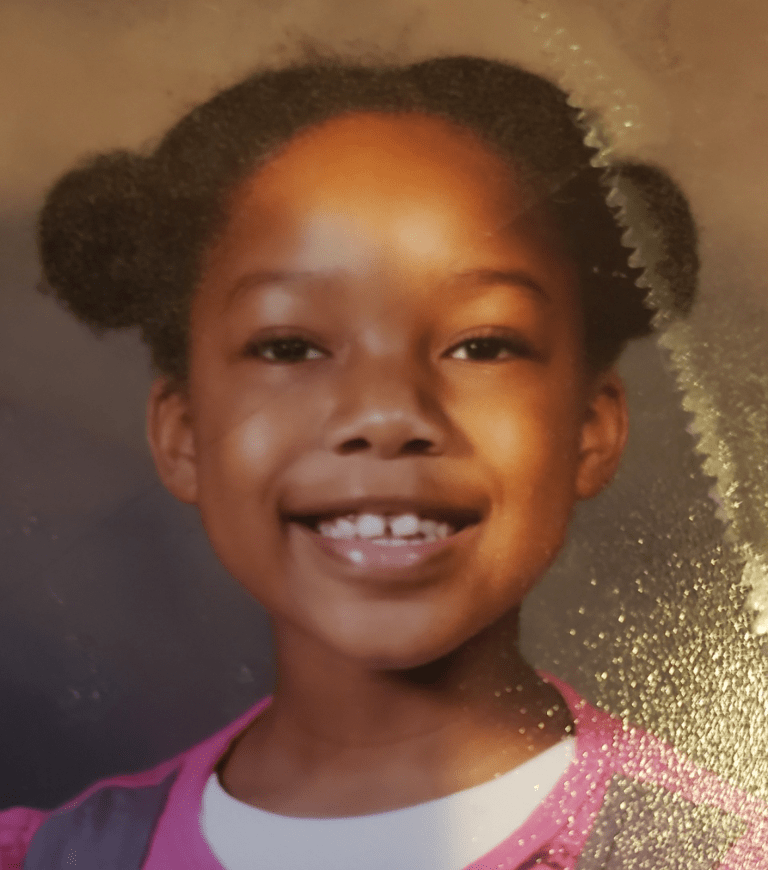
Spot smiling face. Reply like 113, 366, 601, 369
148, 112, 627, 670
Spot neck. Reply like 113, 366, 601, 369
270, 610, 550, 744
219, 610, 573, 816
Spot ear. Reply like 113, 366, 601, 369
575, 368, 629, 500
146, 377, 199, 504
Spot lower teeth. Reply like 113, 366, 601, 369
366, 535, 439, 545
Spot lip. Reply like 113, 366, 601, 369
287, 519, 482, 582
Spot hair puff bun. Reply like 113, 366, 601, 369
38, 151, 160, 332
615, 162, 698, 320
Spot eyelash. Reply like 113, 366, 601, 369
444, 334, 535, 362
243, 332, 535, 364
244, 336, 327, 363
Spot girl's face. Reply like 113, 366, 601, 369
149, 112, 627, 670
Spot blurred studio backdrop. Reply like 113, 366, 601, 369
3, 0, 768, 809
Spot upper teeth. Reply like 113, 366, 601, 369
317, 512, 453, 541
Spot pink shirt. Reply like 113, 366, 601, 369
2, 677, 767, 869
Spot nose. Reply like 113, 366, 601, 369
325, 364, 452, 459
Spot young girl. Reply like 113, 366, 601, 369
2, 55, 766, 869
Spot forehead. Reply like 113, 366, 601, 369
254, 111, 517, 203
202, 111, 571, 281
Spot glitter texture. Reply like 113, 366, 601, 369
519, 0, 768, 811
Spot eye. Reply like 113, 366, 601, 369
245, 336, 327, 363
446, 334, 535, 362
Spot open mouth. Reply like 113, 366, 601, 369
289, 507, 482, 545
285, 500, 484, 574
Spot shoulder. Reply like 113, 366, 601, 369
546, 674, 764, 813
610, 716, 766, 821
2, 697, 270, 870
1, 805, 49, 869
543, 675, 768, 867
0, 755, 182, 870
600, 725, 768, 868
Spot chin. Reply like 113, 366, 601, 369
307, 583, 518, 673
329, 618, 477, 674
364, 648, 453, 673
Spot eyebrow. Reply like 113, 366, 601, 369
447, 268, 550, 303
224, 267, 550, 306
225, 270, 315, 307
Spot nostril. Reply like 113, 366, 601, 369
335, 436, 435, 456
402, 438, 434, 455
337, 437, 370, 455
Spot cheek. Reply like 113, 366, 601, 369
190, 399, 294, 597
192, 384, 299, 513
462, 384, 582, 482
462, 383, 584, 572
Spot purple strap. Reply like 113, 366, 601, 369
24, 772, 177, 870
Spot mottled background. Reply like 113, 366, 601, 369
2, 0, 768, 810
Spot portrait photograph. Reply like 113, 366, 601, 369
2, 1, 768, 867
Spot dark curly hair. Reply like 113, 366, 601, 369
38, 55, 697, 383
